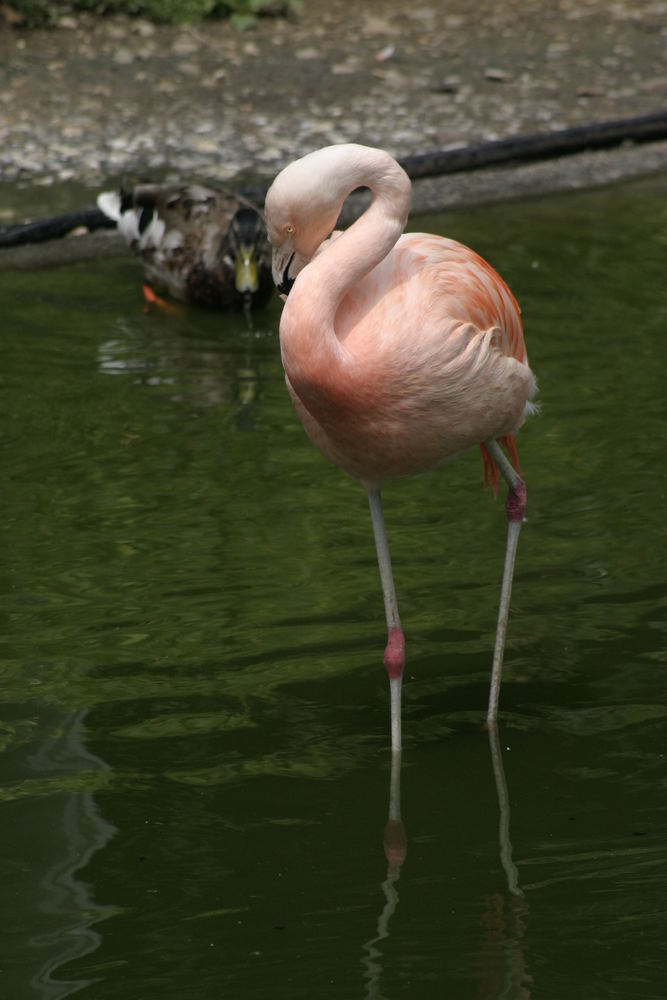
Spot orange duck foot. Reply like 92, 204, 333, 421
142, 283, 179, 314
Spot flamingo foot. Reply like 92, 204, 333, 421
383, 626, 405, 680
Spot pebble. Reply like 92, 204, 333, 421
484, 67, 511, 82
172, 34, 199, 56
113, 48, 134, 65
133, 19, 155, 37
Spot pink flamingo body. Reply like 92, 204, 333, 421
265, 144, 537, 750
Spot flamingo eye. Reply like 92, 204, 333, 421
285, 224, 295, 235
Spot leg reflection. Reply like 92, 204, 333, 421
361, 750, 406, 999
488, 722, 521, 897
475, 723, 532, 999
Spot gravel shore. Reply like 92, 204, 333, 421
2, 0, 667, 208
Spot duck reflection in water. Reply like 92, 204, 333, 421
361, 732, 531, 999
97, 298, 268, 432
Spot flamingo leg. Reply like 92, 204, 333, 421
483, 438, 527, 727
367, 486, 405, 752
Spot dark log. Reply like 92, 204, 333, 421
3, 111, 667, 249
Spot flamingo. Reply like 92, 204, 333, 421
264, 144, 537, 752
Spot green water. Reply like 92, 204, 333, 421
2, 174, 667, 998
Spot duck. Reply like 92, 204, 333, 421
97, 183, 273, 310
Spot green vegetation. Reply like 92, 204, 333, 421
8, 0, 295, 28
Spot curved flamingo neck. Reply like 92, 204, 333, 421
280, 149, 411, 400
304, 166, 410, 308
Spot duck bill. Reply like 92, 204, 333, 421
235, 243, 259, 295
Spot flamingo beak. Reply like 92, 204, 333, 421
276, 251, 295, 296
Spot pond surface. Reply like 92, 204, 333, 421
2, 174, 667, 999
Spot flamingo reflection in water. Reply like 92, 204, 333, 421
361, 732, 531, 999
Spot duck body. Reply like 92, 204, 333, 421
97, 183, 273, 310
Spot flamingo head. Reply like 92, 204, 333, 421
264, 146, 360, 295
